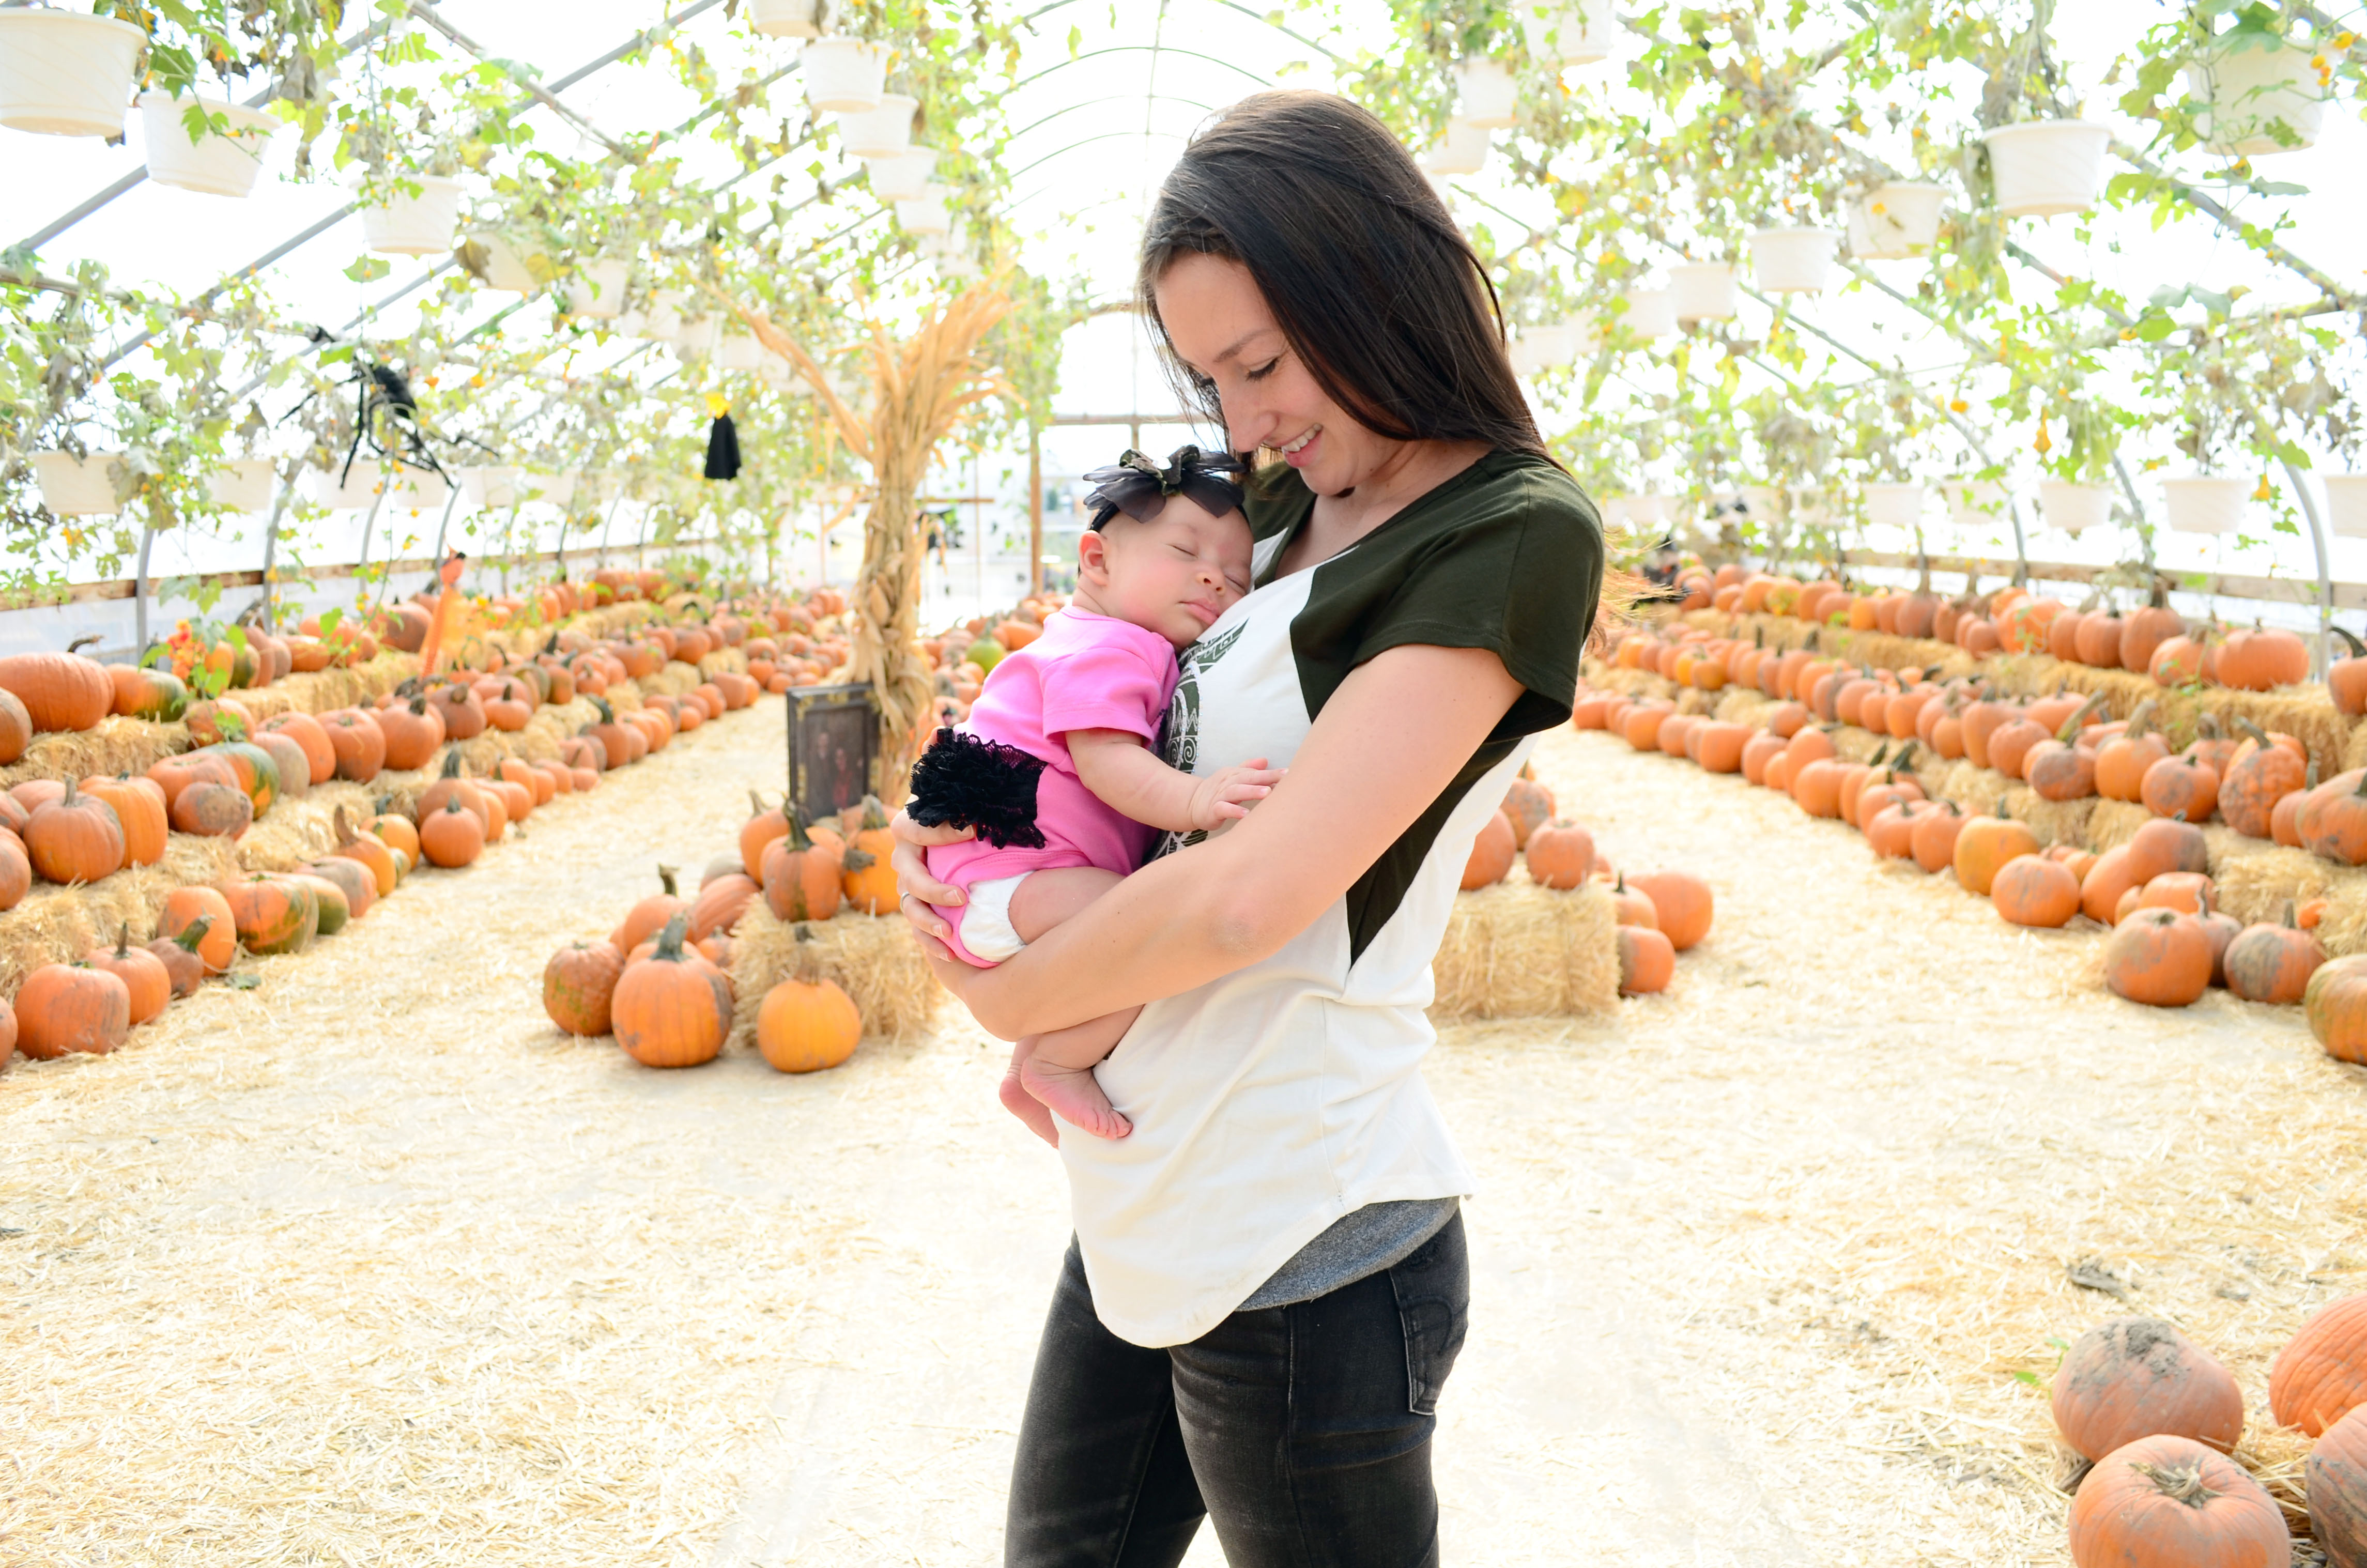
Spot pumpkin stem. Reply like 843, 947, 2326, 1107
2127, 698, 2157, 740
2056, 693, 2107, 743
2283, 899, 2298, 929
859, 793, 890, 831
68, 633, 102, 655
59, 777, 76, 807
1892, 740, 1916, 772
408, 694, 429, 715
2234, 715, 2271, 749
748, 787, 768, 818
1995, 797, 2011, 819
650, 911, 691, 962
2129, 1457, 2223, 1510
440, 749, 465, 779
172, 915, 213, 953
2335, 626, 2367, 660
1870, 740, 1890, 766
591, 695, 616, 723
657, 863, 680, 898
116, 921, 131, 958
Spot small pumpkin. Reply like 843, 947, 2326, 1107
614, 865, 687, 951
2066, 1434, 2289, 1568
2308, 955, 2367, 1064
301, 855, 376, 920
321, 708, 388, 781
1524, 820, 1595, 890
170, 780, 254, 839
418, 795, 487, 868
25, 778, 125, 884
2126, 818, 2211, 883
839, 796, 900, 914
260, 711, 336, 785
2271, 1292, 2367, 1436
1992, 856, 2080, 929
2095, 701, 2170, 803
2051, 1316, 2245, 1461
2220, 717, 2308, 839
86, 922, 172, 1025
2105, 910, 2212, 1008
758, 930, 863, 1073
2301, 771, 2367, 866
13, 962, 131, 1057
373, 695, 445, 772
1951, 801, 2037, 896
612, 913, 732, 1068
146, 916, 213, 998
0, 832, 28, 912
223, 874, 317, 956
80, 775, 165, 867
2223, 902, 2323, 1005
1615, 926, 1675, 996
109, 662, 189, 721
1461, 809, 1518, 890
0, 688, 28, 764
1910, 799, 1968, 873
688, 872, 759, 942
2141, 755, 2220, 823
290, 873, 350, 936
544, 939, 625, 1036
1498, 777, 1556, 847
160, 887, 237, 973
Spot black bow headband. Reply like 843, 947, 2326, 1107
1082, 445, 1247, 531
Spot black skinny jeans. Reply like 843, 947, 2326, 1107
1006, 1212, 1469, 1568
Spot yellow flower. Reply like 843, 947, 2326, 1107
2254, 474, 2276, 501
2034, 420, 2053, 455
1949, 397, 1968, 413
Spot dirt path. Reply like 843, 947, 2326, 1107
4, 714, 2354, 1564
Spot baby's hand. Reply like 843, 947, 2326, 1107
1188, 759, 1283, 833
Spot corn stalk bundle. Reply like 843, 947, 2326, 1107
732, 285, 1014, 801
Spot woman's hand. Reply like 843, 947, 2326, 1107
889, 807, 973, 947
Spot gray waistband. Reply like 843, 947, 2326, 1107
1236, 1197, 1461, 1312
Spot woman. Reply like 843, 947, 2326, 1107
893, 90, 1608, 1566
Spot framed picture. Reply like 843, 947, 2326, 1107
786, 683, 878, 826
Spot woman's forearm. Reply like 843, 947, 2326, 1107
947, 644, 1523, 1040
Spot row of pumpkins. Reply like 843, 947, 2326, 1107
1576, 677, 2367, 1041
1453, 772, 1715, 996
926, 592, 1072, 728
0, 602, 798, 1061
1671, 564, 2349, 706
2047, 1295, 2367, 1567
540, 794, 901, 1072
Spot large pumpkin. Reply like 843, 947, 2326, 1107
1993, 856, 2081, 928
1524, 820, 1595, 890
2305, 1405, 2367, 1568
2107, 910, 2212, 1008
321, 708, 388, 782
0, 648, 114, 733
109, 662, 189, 721
2066, 1434, 2289, 1568
2307, 955, 2367, 1064
544, 940, 625, 1037
2224, 905, 2324, 1005
223, 874, 318, 956
1627, 871, 1712, 950
261, 711, 337, 786
2271, 1293, 2367, 1435
80, 775, 165, 867
612, 914, 732, 1068
1951, 803, 2037, 896
2051, 1316, 2244, 1461
418, 795, 487, 868
2216, 626, 2310, 691
14, 963, 130, 1056
373, 695, 445, 772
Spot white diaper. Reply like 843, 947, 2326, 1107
958, 873, 1032, 963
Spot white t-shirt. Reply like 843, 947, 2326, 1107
1058, 452, 1603, 1347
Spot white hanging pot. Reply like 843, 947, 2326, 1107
470, 233, 542, 294
139, 91, 280, 198
895, 187, 951, 235
2162, 474, 2249, 535
525, 472, 577, 508
838, 92, 916, 159
1981, 120, 2111, 219
0, 10, 143, 139
751, 0, 821, 39
673, 314, 718, 359
1520, 2, 1616, 66
1847, 181, 1947, 258
2190, 40, 2325, 156
1749, 226, 1838, 293
308, 460, 383, 511
360, 174, 465, 257
565, 258, 630, 318
33, 452, 125, 517
1421, 117, 1490, 176
1454, 59, 1517, 128
635, 288, 685, 342
1864, 482, 1926, 530
1668, 262, 1737, 322
867, 146, 937, 201
716, 332, 765, 373
1619, 285, 1676, 339
460, 466, 520, 509
1942, 477, 2011, 530
385, 466, 449, 512
210, 458, 278, 513
2037, 480, 2111, 535
2324, 475, 2367, 541
804, 38, 887, 115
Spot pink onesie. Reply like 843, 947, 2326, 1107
926, 609, 1179, 966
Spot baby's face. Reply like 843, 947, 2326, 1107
1085, 497, 1254, 648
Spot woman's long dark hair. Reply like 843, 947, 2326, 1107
1138, 90, 1550, 466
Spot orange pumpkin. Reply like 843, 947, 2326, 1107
1992, 856, 2080, 928
1951, 803, 2037, 896
612, 914, 732, 1068
840, 798, 900, 914
2308, 955, 2367, 1064
1499, 777, 1556, 847
544, 939, 625, 1036
2141, 755, 2220, 823
0, 648, 114, 732
2105, 910, 2212, 1007
2066, 1435, 2288, 1568
2224, 903, 2323, 1004
758, 933, 862, 1073
2095, 703, 2170, 802
2215, 625, 2309, 690
1909, 800, 1968, 873
13, 962, 131, 1057
2306, 1406, 2367, 1567
85, 923, 171, 1025
25, 778, 126, 883
80, 774, 165, 867
418, 796, 487, 868
1615, 925, 1674, 995
1461, 810, 1518, 889
1524, 820, 1595, 890
2051, 1316, 2244, 1460
2273, 1294, 2367, 1436
741, 790, 792, 878
2301, 771, 2367, 865
1627, 871, 1711, 951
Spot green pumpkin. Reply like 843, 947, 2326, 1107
220, 639, 258, 689
119, 668, 189, 721
964, 637, 1005, 673
202, 740, 281, 814
295, 875, 350, 936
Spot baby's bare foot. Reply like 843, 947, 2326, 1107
999, 1058, 1060, 1147
1021, 1055, 1132, 1140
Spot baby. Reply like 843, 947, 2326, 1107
909, 447, 1275, 1141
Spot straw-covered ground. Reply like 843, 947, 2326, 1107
4, 705, 2357, 1564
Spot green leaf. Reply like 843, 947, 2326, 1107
344, 255, 392, 284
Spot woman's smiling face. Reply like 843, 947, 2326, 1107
1154, 252, 1389, 497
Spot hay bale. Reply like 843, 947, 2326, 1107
2215, 848, 2346, 927
1832, 629, 1968, 678
0, 833, 239, 997
0, 715, 185, 787
727, 903, 944, 1048
1713, 688, 1773, 726
235, 782, 379, 874
2084, 799, 2151, 853
1429, 878, 1617, 1021
1581, 666, 1675, 701
698, 648, 749, 677
1674, 687, 1715, 716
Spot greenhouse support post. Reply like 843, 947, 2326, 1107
428, 484, 463, 572
2283, 456, 2336, 679
1028, 425, 1043, 597
253, 467, 296, 631
132, 513, 152, 655
352, 483, 391, 612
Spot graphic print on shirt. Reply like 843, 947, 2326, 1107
1148, 620, 1247, 862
